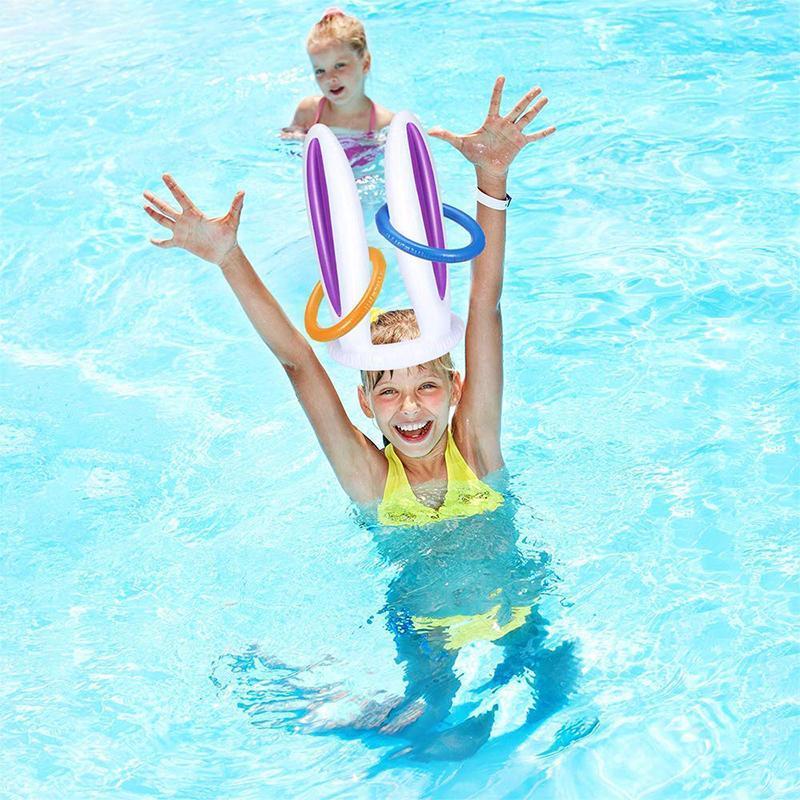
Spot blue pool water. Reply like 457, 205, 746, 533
2, 1, 798, 797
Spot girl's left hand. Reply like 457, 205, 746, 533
428, 76, 555, 179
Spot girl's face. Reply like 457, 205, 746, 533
308, 42, 370, 105
358, 366, 462, 457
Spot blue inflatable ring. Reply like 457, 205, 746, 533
375, 203, 486, 263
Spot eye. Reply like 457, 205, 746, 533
315, 68, 324, 75
420, 382, 438, 390
379, 388, 396, 396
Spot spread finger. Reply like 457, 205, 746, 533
144, 204, 175, 229
143, 190, 180, 219
507, 87, 542, 123
162, 173, 197, 212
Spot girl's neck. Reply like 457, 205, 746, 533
324, 93, 372, 127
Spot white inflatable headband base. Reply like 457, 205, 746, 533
328, 312, 465, 371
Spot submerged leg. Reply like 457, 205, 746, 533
485, 614, 580, 726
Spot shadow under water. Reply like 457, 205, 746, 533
211, 474, 587, 765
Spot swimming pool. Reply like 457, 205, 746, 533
2, 0, 798, 796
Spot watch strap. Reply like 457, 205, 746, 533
476, 187, 512, 210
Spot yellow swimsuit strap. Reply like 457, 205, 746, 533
378, 427, 504, 527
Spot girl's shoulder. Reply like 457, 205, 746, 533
372, 104, 395, 131
293, 95, 324, 129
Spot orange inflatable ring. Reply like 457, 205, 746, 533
304, 247, 387, 342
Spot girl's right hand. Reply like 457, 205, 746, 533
143, 174, 244, 266
280, 127, 307, 141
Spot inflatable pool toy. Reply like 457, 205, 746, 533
304, 247, 386, 342
303, 112, 485, 370
375, 203, 484, 264
303, 111, 485, 371
375, 119, 485, 265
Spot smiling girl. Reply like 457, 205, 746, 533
144, 77, 554, 526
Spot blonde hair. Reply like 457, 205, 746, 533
360, 309, 456, 393
307, 8, 369, 59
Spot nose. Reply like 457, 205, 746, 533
400, 394, 419, 415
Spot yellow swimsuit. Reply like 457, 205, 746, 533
377, 427, 505, 527
412, 594, 533, 650
377, 429, 529, 646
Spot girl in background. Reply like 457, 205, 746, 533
281, 8, 393, 168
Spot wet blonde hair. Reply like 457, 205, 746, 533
307, 8, 370, 59
360, 309, 456, 393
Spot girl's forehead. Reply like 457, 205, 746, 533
307, 42, 356, 65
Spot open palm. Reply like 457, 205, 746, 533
429, 76, 555, 178
143, 174, 244, 265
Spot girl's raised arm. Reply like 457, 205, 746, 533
143, 175, 385, 502
429, 77, 555, 473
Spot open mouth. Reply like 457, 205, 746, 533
394, 420, 433, 443
330, 86, 345, 97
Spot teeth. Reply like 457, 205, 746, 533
396, 421, 429, 432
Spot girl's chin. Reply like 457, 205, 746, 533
393, 443, 434, 458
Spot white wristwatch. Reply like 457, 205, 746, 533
476, 187, 512, 210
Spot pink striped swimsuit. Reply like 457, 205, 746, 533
312, 97, 382, 169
